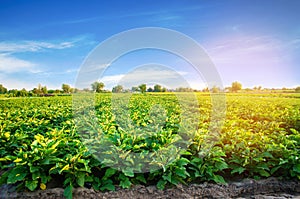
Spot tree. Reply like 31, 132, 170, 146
0, 84, 7, 94
131, 86, 139, 92
202, 87, 209, 92
147, 87, 153, 92
83, 88, 90, 92
112, 85, 123, 93
42, 86, 47, 94
139, 84, 146, 93
33, 84, 43, 95
91, 81, 105, 93
231, 81, 242, 92
62, 84, 71, 93
211, 86, 220, 93
18, 88, 28, 97
154, 84, 162, 92
295, 86, 300, 93
8, 89, 18, 97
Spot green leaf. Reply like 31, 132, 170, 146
162, 173, 172, 183
32, 171, 41, 180
270, 166, 281, 174
64, 184, 73, 199
258, 169, 270, 177
231, 167, 246, 174
7, 167, 27, 184
175, 168, 189, 178
215, 161, 228, 171
103, 168, 117, 179
177, 158, 190, 167
293, 164, 300, 174
136, 174, 146, 184
119, 176, 131, 189
30, 166, 40, 173
212, 175, 226, 184
25, 180, 38, 191
123, 168, 134, 177
100, 182, 115, 191
261, 152, 273, 158
0, 170, 10, 185
76, 172, 85, 187
157, 179, 167, 190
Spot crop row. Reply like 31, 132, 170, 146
0, 93, 299, 199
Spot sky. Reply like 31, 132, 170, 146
0, 0, 299, 90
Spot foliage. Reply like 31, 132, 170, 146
231, 81, 242, 92
0, 93, 299, 199
138, 84, 146, 93
62, 84, 71, 93
91, 82, 105, 93
0, 84, 7, 94
112, 85, 123, 93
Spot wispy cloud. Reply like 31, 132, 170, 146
203, 34, 297, 87
60, 5, 210, 25
207, 35, 283, 64
0, 40, 75, 54
0, 54, 38, 73
0, 36, 93, 74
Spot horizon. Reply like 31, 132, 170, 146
0, 1, 299, 90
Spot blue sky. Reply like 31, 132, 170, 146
0, 0, 299, 90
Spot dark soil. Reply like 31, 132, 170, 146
1, 178, 299, 199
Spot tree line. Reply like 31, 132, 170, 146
0, 81, 299, 97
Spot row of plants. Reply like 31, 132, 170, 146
0, 93, 299, 199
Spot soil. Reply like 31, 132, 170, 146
0, 178, 299, 199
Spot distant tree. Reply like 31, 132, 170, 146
225, 87, 232, 92
69, 88, 75, 93
42, 86, 47, 94
32, 84, 43, 95
83, 88, 90, 92
131, 86, 139, 92
17, 88, 28, 97
0, 84, 7, 94
62, 84, 71, 93
176, 87, 193, 92
38, 84, 42, 92
73, 88, 79, 93
202, 87, 209, 92
162, 87, 167, 92
154, 84, 162, 92
211, 86, 220, 93
112, 85, 123, 93
91, 81, 105, 93
32, 88, 39, 94
147, 87, 153, 92
295, 86, 300, 93
139, 84, 146, 93
231, 81, 242, 92
8, 89, 18, 97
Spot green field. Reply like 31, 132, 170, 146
0, 93, 299, 199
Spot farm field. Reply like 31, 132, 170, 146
0, 93, 299, 199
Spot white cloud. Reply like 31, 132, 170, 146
98, 65, 196, 90
0, 54, 39, 73
0, 37, 89, 74
206, 35, 284, 65
0, 40, 75, 53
